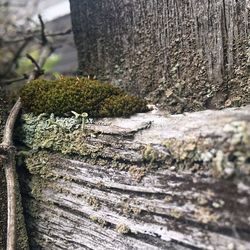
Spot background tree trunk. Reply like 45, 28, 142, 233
69, 0, 250, 113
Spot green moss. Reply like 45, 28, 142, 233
20, 77, 148, 117
99, 94, 148, 117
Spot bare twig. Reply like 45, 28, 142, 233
0, 29, 72, 44
0, 75, 28, 85
26, 53, 44, 78
46, 29, 72, 37
26, 53, 41, 71
0, 39, 31, 78
38, 14, 47, 45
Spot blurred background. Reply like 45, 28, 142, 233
0, 0, 78, 96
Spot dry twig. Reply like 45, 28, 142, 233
0, 29, 71, 44
0, 75, 28, 85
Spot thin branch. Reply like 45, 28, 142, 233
38, 14, 47, 45
26, 53, 45, 79
0, 39, 31, 78
46, 29, 72, 37
0, 75, 28, 85
1, 29, 72, 44
26, 54, 42, 72
0, 49, 55, 87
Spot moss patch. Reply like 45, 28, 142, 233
20, 77, 148, 118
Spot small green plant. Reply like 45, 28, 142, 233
20, 77, 149, 117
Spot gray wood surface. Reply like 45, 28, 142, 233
19, 106, 250, 249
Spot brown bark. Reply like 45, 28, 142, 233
69, 0, 250, 112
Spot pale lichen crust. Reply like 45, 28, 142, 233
19, 113, 250, 182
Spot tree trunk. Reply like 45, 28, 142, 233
69, 0, 250, 113
19, 106, 250, 250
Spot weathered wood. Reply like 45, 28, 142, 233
19, 106, 250, 249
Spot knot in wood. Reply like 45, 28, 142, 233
0, 144, 16, 162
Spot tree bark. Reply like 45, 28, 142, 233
69, 0, 250, 112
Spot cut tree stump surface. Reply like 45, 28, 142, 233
19, 106, 250, 250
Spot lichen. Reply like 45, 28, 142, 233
20, 77, 148, 117
169, 209, 183, 219
194, 207, 220, 224
160, 121, 250, 179
115, 223, 130, 234
121, 201, 142, 217
164, 195, 174, 203
89, 215, 107, 227
142, 144, 158, 164
19, 113, 250, 182
86, 196, 101, 210
25, 152, 59, 180
128, 165, 147, 182
212, 121, 250, 178
19, 113, 89, 155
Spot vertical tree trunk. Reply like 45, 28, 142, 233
69, 0, 250, 113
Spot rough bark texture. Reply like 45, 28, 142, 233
18, 106, 250, 250
70, 0, 250, 113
